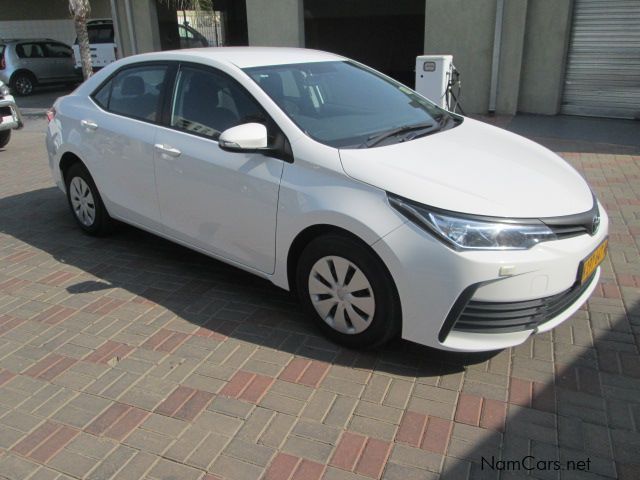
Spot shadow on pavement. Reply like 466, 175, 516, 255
0, 185, 498, 379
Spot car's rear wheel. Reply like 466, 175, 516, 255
64, 163, 114, 235
0, 130, 10, 148
296, 234, 401, 348
11, 72, 36, 96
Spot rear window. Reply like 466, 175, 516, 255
75, 25, 114, 44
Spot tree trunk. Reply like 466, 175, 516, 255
74, 13, 93, 80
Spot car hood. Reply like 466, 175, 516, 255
338, 118, 593, 218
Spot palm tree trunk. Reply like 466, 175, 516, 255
74, 12, 93, 80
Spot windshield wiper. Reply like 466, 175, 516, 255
360, 122, 435, 148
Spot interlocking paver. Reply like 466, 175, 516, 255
1, 118, 639, 479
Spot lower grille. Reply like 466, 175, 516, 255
449, 274, 596, 335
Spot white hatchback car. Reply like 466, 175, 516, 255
46, 47, 608, 352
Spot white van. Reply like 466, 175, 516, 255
72, 19, 117, 73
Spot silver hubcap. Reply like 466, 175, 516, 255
69, 177, 96, 227
16, 77, 32, 95
308, 256, 376, 335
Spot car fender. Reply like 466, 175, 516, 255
271, 157, 406, 290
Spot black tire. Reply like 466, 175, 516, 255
296, 233, 401, 349
11, 71, 36, 96
0, 130, 10, 149
64, 163, 114, 236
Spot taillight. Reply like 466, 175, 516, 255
46, 107, 56, 123
0, 56, 5, 70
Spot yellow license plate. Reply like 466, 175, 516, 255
579, 238, 608, 284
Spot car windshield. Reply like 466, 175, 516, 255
244, 60, 460, 148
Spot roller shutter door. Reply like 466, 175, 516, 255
561, 0, 640, 119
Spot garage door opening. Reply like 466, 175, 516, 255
303, 0, 426, 88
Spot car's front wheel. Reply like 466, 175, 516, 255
64, 163, 114, 235
296, 233, 401, 348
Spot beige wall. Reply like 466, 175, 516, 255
246, 0, 304, 47
0, 0, 111, 21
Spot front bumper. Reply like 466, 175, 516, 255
0, 95, 24, 131
372, 205, 609, 352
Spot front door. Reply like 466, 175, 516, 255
154, 64, 284, 274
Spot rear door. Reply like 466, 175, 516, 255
83, 62, 174, 230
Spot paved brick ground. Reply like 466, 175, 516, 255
0, 118, 638, 480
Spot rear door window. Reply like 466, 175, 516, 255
92, 64, 169, 122
16, 43, 46, 59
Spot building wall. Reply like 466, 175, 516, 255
423, 0, 574, 115
0, 0, 111, 21
246, 0, 304, 47
0, 0, 111, 45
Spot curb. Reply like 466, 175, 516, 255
20, 108, 48, 117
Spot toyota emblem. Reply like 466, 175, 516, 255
591, 214, 600, 235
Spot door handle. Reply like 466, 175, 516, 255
154, 143, 181, 158
80, 119, 98, 131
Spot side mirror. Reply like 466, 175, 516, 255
218, 123, 268, 152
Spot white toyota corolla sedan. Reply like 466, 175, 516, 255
45, 47, 608, 352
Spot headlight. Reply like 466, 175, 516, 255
0, 84, 9, 96
388, 193, 557, 250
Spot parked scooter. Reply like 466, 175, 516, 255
0, 80, 24, 148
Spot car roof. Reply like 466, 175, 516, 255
134, 47, 346, 69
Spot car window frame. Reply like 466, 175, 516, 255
161, 61, 282, 146
90, 61, 178, 126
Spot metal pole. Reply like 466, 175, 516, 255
123, 0, 138, 55
488, 0, 505, 113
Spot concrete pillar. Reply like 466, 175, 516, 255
495, 0, 527, 114
246, 0, 304, 47
110, 0, 161, 57
518, 0, 573, 115
424, 0, 496, 114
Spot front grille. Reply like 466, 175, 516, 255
0, 106, 10, 118
547, 224, 591, 239
449, 273, 596, 334
542, 198, 600, 239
